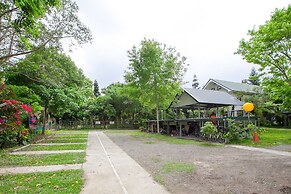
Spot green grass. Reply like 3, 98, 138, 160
54, 129, 89, 134
154, 175, 165, 185
21, 144, 86, 151
161, 162, 194, 174
51, 134, 88, 139
233, 128, 291, 147
0, 152, 86, 167
0, 170, 83, 194
42, 138, 88, 143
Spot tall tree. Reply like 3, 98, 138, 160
236, 5, 291, 110
192, 74, 199, 89
125, 38, 187, 132
93, 80, 100, 97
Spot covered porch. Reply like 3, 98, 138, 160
147, 88, 257, 137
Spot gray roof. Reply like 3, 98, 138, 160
204, 79, 259, 93
171, 88, 244, 108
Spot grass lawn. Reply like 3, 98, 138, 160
0, 170, 83, 194
107, 130, 221, 146
54, 129, 89, 134
234, 128, 291, 147
0, 152, 86, 167
51, 134, 88, 139
42, 138, 88, 143
21, 144, 86, 151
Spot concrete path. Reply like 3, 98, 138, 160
81, 131, 170, 194
229, 145, 291, 157
0, 164, 82, 175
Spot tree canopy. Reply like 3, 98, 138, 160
4, 48, 94, 133
236, 5, 291, 110
0, 0, 92, 64
125, 38, 188, 132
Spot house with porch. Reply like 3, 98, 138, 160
147, 88, 255, 136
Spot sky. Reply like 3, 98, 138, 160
66, 0, 290, 89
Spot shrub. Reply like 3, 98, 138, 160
0, 84, 33, 148
224, 119, 247, 143
201, 122, 218, 138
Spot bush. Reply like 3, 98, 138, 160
201, 122, 218, 138
224, 119, 247, 143
0, 84, 33, 148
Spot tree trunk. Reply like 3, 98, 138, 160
153, 76, 160, 133
156, 106, 160, 133
42, 107, 47, 135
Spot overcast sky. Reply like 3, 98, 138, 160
66, 0, 290, 89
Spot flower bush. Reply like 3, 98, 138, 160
0, 84, 34, 148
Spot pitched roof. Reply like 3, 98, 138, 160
170, 88, 244, 108
203, 79, 259, 93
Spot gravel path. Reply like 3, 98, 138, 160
107, 133, 291, 194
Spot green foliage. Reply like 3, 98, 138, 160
13, 0, 61, 32
93, 80, 100, 97
125, 38, 188, 131
248, 67, 261, 86
5, 48, 94, 122
201, 122, 218, 137
224, 119, 247, 143
0, 84, 34, 147
125, 38, 187, 110
0, 0, 92, 64
100, 83, 150, 127
236, 5, 291, 111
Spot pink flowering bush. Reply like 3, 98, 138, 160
0, 84, 34, 148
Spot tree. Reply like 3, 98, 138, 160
236, 5, 291, 110
248, 67, 261, 86
192, 74, 199, 88
93, 80, 100, 97
125, 38, 188, 132
5, 48, 94, 133
0, 0, 92, 64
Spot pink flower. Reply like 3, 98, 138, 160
0, 119, 4, 124
15, 110, 20, 119
21, 104, 32, 113
15, 120, 21, 125
10, 100, 18, 104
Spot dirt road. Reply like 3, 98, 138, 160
107, 133, 291, 194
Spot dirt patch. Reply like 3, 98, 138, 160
107, 134, 291, 194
